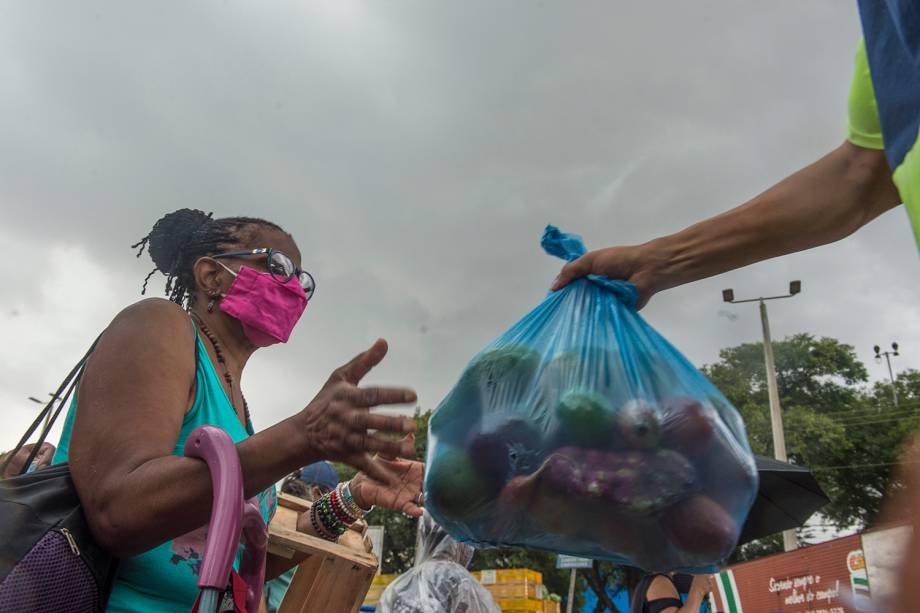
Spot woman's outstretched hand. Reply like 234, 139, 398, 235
299, 339, 419, 486
350, 456, 425, 518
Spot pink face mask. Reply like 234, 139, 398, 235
217, 264, 308, 347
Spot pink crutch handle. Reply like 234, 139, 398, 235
240, 498, 268, 613
183, 425, 244, 591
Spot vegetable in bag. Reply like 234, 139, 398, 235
424, 226, 758, 573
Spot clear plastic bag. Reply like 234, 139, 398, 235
377, 512, 501, 613
424, 226, 758, 573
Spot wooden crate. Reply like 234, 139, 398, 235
269, 493, 379, 613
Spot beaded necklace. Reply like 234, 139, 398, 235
190, 311, 251, 428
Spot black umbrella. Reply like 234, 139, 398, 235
737, 455, 830, 544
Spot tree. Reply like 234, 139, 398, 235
833, 370, 920, 524
705, 334, 919, 561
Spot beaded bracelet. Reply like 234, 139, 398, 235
310, 492, 347, 541
329, 488, 355, 525
317, 495, 346, 538
336, 482, 363, 520
342, 481, 374, 515
309, 501, 337, 541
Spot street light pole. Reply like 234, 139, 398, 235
723, 280, 801, 552
565, 569, 577, 613
759, 301, 787, 462
873, 343, 900, 408
28, 394, 54, 433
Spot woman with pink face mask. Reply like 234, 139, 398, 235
52, 209, 424, 612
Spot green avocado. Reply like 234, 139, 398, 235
540, 352, 581, 403
429, 372, 483, 446
540, 347, 623, 406
554, 389, 616, 448
430, 344, 540, 443
467, 345, 540, 408
425, 446, 499, 520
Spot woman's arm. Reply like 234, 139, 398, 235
70, 299, 417, 558
552, 142, 901, 307
681, 575, 711, 613
1, 442, 55, 478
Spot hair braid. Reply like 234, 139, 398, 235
131, 209, 288, 308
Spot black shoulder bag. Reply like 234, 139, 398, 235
0, 334, 119, 612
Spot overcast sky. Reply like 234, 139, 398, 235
1, 1, 917, 453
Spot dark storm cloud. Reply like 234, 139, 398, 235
2, 1, 915, 449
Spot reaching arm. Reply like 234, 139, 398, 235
552, 142, 901, 307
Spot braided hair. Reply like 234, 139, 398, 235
132, 209, 287, 307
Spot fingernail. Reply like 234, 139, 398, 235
550, 276, 560, 291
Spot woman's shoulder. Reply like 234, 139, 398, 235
646, 574, 680, 599
114, 297, 190, 324
97, 298, 195, 357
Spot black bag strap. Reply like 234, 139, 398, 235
1, 332, 103, 476
632, 574, 681, 613
647, 598, 683, 613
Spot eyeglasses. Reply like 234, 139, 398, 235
213, 248, 316, 299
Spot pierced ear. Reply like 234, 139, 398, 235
192, 257, 226, 299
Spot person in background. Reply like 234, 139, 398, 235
263, 462, 340, 613
630, 572, 711, 613
280, 462, 340, 504
378, 511, 500, 613
0, 442, 55, 479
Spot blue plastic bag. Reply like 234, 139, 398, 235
425, 226, 758, 573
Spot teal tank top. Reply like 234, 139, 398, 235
53, 330, 277, 612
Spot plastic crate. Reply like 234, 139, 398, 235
482, 582, 542, 600
473, 569, 543, 585
362, 573, 399, 608
371, 574, 399, 586
496, 598, 544, 613
542, 600, 561, 613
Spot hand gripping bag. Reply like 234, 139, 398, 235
424, 226, 758, 572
